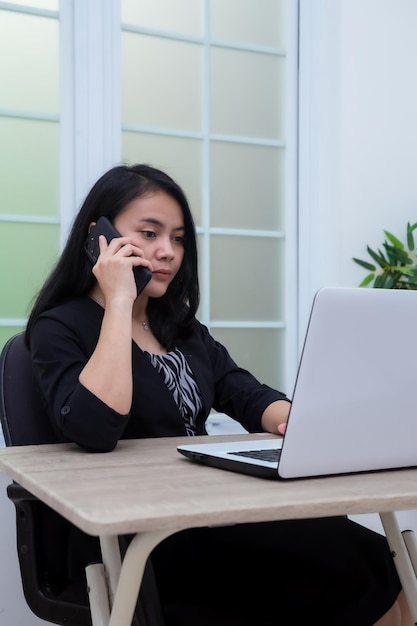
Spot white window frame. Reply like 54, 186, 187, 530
59, 0, 122, 246
298, 0, 342, 347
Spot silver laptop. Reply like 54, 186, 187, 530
178, 287, 417, 479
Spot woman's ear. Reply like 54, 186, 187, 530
87, 221, 97, 234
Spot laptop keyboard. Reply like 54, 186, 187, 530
228, 448, 282, 463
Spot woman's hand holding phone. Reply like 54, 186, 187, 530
84, 217, 152, 297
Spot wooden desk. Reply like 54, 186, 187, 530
1, 434, 417, 625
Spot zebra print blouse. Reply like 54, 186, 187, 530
145, 348, 203, 436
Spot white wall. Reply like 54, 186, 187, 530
339, 0, 417, 287
299, 0, 417, 331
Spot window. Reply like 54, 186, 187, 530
0, 0, 60, 349
0, 0, 298, 392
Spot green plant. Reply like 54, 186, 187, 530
353, 222, 417, 289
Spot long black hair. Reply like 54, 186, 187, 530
25, 164, 199, 349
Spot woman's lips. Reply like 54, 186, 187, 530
152, 269, 171, 280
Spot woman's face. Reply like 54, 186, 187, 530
113, 191, 185, 299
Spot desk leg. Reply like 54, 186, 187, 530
402, 530, 417, 576
91, 530, 178, 626
100, 535, 122, 605
86, 536, 121, 626
86, 563, 111, 626
380, 512, 417, 624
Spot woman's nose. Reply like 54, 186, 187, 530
156, 237, 174, 259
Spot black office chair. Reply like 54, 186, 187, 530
0, 332, 166, 626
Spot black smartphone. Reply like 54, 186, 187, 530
84, 216, 152, 295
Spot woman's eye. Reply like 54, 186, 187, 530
141, 230, 156, 239
172, 236, 185, 244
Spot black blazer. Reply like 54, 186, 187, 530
31, 297, 288, 452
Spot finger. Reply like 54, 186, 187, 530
107, 238, 144, 259
106, 236, 131, 254
98, 234, 109, 254
131, 255, 153, 271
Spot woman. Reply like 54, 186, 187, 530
26, 164, 411, 625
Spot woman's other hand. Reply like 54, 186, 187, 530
261, 399, 290, 436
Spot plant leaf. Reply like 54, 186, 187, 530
393, 266, 414, 275
381, 273, 403, 289
383, 244, 400, 266
374, 272, 399, 289
407, 267, 417, 279
354, 223, 417, 289
358, 273, 375, 287
407, 222, 416, 251
352, 257, 376, 271
384, 230, 404, 249
367, 246, 389, 268
383, 244, 413, 265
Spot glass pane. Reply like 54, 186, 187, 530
17, 1, 58, 8
122, 33, 202, 131
121, 0, 203, 36
210, 235, 284, 320
210, 48, 284, 139
210, 143, 284, 229
0, 118, 59, 217
210, 0, 286, 48
211, 328, 285, 390
0, 223, 59, 318
122, 131, 203, 225
0, 10, 59, 113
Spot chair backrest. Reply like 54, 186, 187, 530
0, 333, 164, 626
0, 332, 94, 626
0, 332, 57, 446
